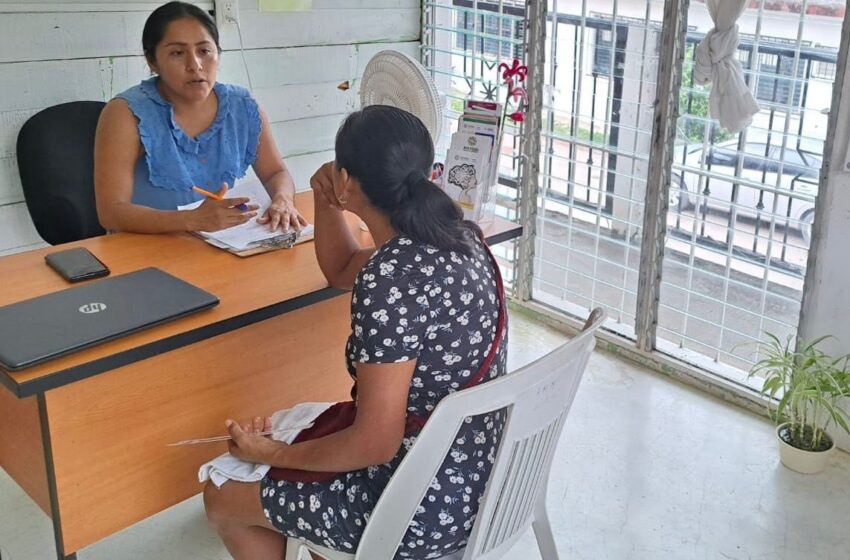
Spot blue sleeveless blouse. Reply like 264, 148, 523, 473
115, 77, 262, 210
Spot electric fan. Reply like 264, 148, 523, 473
359, 50, 443, 142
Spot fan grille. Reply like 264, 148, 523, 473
360, 50, 442, 142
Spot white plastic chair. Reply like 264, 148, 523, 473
286, 308, 606, 560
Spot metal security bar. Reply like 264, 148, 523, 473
658, 1, 842, 376
532, 1, 666, 340
530, 0, 841, 381
421, 0, 528, 292
423, 0, 844, 388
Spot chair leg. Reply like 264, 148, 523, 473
531, 500, 560, 560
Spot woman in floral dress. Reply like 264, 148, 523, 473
203, 105, 508, 560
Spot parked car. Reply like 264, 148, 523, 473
670, 140, 819, 243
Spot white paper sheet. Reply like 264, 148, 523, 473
179, 180, 313, 251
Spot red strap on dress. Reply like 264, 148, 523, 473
267, 242, 506, 483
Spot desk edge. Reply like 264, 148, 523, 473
2, 286, 346, 398
1, 225, 522, 398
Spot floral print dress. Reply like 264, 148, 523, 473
261, 235, 508, 559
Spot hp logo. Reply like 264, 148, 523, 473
79, 302, 107, 314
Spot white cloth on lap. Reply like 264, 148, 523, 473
199, 401, 334, 489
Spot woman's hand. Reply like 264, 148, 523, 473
310, 162, 344, 210
187, 185, 258, 232
257, 194, 308, 232
225, 416, 282, 465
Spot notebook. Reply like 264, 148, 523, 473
0, 268, 219, 371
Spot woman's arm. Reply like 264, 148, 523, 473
310, 162, 374, 290
94, 100, 254, 233
252, 107, 307, 231
227, 360, 415, 470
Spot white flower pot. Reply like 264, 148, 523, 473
776, 423, 834, 474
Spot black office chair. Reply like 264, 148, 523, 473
17, 100, 107, 245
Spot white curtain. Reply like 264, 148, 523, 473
693, 0, 760, 133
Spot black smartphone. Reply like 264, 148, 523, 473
45, 247, 110, 283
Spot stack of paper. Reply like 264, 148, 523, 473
441, 100, 502, 220
178, 180, 314, 253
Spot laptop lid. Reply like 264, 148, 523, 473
0, 267, 219, 371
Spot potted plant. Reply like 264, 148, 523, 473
749, 334, 850, 474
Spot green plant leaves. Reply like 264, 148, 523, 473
748, 333, 850, 452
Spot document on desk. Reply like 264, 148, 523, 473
179, 180, 314, 251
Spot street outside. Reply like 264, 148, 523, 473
532, 139, 805, 373
439, 0, 841, 376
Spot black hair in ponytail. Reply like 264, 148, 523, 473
335, 105, 483, 256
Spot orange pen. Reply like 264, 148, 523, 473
192, 185, 249, 211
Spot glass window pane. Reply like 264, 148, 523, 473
660, 0, 842, 383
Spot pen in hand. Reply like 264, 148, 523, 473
192, 185, 250, 211
166, 422, 313, 446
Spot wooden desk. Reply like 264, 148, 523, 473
0, 192, 522, 560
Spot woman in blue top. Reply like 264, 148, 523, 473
94, 1, 306, 233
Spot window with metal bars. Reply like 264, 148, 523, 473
811, 58, 837, 81
422, 0, 528, 293
421, 0, 842, 386
660, 1, 840, 377
534, 3, 664, 338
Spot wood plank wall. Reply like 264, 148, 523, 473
0, 0, 420, 256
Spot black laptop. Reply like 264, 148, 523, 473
0, 268, 219, 371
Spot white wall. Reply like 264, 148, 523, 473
799, 13, 850, 450
799, 22, 850, 358
0, 0, 420, 255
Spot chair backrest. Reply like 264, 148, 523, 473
356, 308, 607, 560
17, 100, 107, 245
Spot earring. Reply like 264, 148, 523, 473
336, 194, 348, 206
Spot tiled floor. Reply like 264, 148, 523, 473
1, 311, 848, 559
